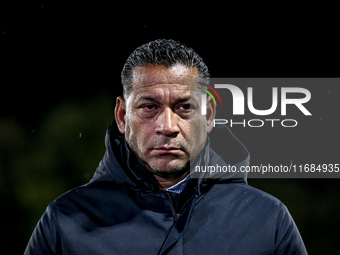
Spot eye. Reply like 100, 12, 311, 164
140, 104, 156, 110
144, 104, 155, 110
137, 104, 158, 118
177, 104, 197, 111
180, 104, 190, 110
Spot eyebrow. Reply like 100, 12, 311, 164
176, 97, 191, 103
137, 96, 191, 103
137, 96, 158, 102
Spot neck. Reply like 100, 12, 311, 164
153, 170, 190, 190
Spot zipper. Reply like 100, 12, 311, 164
164, 188, 199, 222
164, 191, 178, 221
177, 191, 197, 217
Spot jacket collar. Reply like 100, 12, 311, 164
91, 122, 249, 192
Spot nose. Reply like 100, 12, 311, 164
155, 107, 180, 137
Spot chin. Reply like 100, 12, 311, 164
150, 160, 189, 176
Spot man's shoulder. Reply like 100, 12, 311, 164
240, 183, 283, 205
188, 183, 307, 254
50, 181, 130, 214
206, 182, 286, 213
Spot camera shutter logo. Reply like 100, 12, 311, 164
197, 82, 222, 115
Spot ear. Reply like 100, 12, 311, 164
206, 97, 216, 133
115, 96, 126, 134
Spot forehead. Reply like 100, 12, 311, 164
131, 64, 200, 92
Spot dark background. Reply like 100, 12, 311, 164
1, 2, 339, 254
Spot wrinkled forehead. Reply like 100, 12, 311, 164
131, 64, 200, 91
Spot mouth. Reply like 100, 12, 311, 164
153, 146, 183, 155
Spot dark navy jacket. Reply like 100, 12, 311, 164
24, 123, 307, 254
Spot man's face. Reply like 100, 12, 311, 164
116, 64, 212, 176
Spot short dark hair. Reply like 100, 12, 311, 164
121, 39, 210, 98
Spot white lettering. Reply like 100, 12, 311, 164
248, 87, 278, 115
281, 87, 312, 116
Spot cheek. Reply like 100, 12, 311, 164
191, 115, 207, 135
124, 117, 138, 146
125, 116, 150, 151
189, 117, 207, 151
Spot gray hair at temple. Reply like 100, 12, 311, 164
121, 39, 210, 99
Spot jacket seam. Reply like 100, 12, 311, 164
54, 199, 64, 254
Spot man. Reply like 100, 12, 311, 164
25, 39, 307, 254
